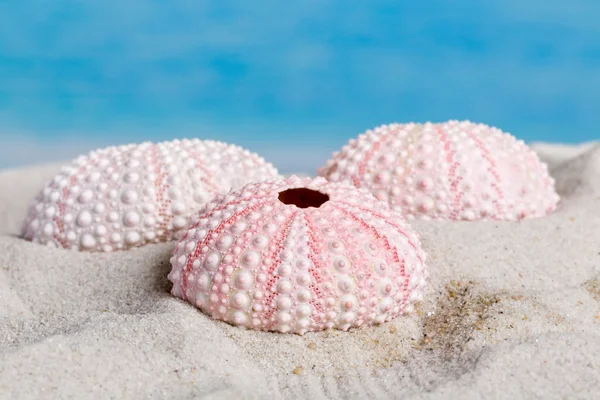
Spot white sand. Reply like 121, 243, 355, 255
0, 143, 599, 399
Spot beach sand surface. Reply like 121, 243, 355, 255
0, 143, 599, 399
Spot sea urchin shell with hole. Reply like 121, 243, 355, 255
318, 120, 560, 221
21, 139, 280, 252
168, 176, 428, 334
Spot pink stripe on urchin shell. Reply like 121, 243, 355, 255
318, 120, 560, 221
21, 139, 280, 252
168, 176, 428, 334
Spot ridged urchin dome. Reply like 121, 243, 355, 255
318, 120, 559, 221
21, 139, 280, 252
168, 176, 427, 334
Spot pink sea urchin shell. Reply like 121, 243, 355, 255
21, 139, 280, 251
168, 176, 427, 334
318, 120, 559, 220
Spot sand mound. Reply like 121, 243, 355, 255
1, 144, 599, 399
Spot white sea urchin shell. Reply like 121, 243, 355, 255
21, 139, 280, 251
168, 176, 427, 334
319, 120, 560, 220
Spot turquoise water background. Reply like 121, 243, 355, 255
1, 1, 599, 173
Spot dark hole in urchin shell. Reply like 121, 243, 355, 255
278, 188, 329, 209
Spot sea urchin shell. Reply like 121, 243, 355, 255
168, 176, 427, 334
318, 120, 559, 220
21, 139, 280, 251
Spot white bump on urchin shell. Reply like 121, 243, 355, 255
168, 176, 428, 334
318, 120, 560, 220
21, 139, 281, 251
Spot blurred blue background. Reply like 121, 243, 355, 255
0, 0, 599, 173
